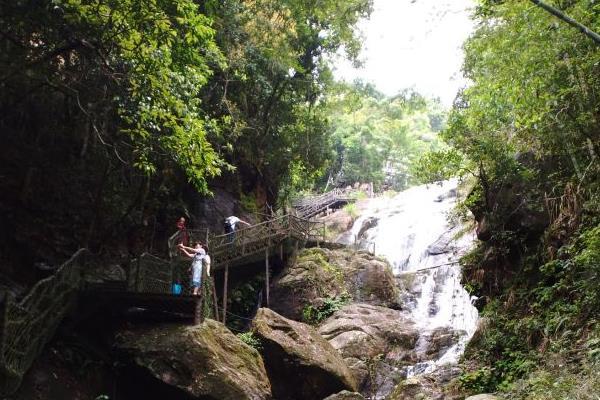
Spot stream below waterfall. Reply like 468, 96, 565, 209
338, 179, 479, 383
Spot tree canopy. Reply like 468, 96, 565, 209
0, 0, 372, 261
318, 82, 448, 191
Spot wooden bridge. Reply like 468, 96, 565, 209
292, 188, 359, 219
0, 214, 325, 396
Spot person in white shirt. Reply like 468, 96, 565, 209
223, 215, 250, 243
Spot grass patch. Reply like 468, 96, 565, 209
237, 332, 263, 352
343, 203, 359, 218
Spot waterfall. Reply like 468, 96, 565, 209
339, 179, 478, 377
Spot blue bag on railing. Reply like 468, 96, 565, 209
172, 283, 182, 295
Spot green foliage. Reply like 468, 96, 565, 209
458, 367, 495, 394
227, 275, 264, 332
302, 294, 350, 325
321, 83, 448, 191
506, 361, 600, 400
203, 0, 374, 203
237, 332, 262, 352
52, 0, 225, 191
239, 192, 259, 214
343, 203, 359, 219
461, 221, 600, 393
411, 149, 465, 184
445, 0, 599, 197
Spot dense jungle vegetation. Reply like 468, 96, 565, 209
3, 0, 600, 398
414, 1, 600, 398
0, 0, 449, 278
1, 0, 376, 275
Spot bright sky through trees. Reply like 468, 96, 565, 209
334, 0, 475, 106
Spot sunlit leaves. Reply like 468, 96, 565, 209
52, 0, 226, 192
447, 0, 600, 183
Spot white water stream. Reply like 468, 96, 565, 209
340, 179, 478, 377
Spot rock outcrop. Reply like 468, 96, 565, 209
323, 390, 366, 400
269, 248, 399, 321
386, 365, 463, 400
115, 320, 272, 400
251, 308, 357, 400
318, 303, 418, 395
422, 327, 465, 360
387, 376, 442, 400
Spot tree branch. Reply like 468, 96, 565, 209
529, 0, 600, 45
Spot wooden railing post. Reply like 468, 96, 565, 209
222, 264, 229, 325
211, 277, 219, 321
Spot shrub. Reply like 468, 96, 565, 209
302, 294, 350, 325
237, 332, 262, 352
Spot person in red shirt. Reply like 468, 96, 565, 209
176, 217, 189, 246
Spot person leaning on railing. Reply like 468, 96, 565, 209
223, 216, 251, 243
178, 242, 206, 296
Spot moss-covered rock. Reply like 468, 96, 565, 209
115, 319, 272, 400
251, 308, 357, 400
386, 376, 445, 400
270, 248, 399, 321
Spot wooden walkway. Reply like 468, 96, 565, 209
0, 214, 324, 395
292, 188, 358, 219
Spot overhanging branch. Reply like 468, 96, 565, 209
530, 0, 600, 45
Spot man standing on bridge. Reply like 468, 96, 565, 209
224, 215, 251, 243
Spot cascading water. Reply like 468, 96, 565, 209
339, 179, 478, 379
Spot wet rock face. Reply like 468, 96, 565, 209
318, 304, 418, 395
386, 365, 463, 400
115, 320, 272, 400
387, 376, 444, 400
251, 308, 357, 400
422, 327, 465, 360
269, 248, 400, 321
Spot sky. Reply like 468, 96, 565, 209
333, 0, 476, 106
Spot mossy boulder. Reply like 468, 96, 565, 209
318, 303, 418, 395
115, 319, 272, 400
270, 248, 399, 321
251, 308, 357, 400
386, 376, 441, 400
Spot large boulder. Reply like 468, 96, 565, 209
251, 308, 357, 400
270, 248, 399, 321
318, 304, 418, 395
323, 391, 366, 400
386, 365, 463, 400
422, 327, 465, 360
115, 320, 272, 400
387, 376, 442, 400
465, 395, 502, 400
